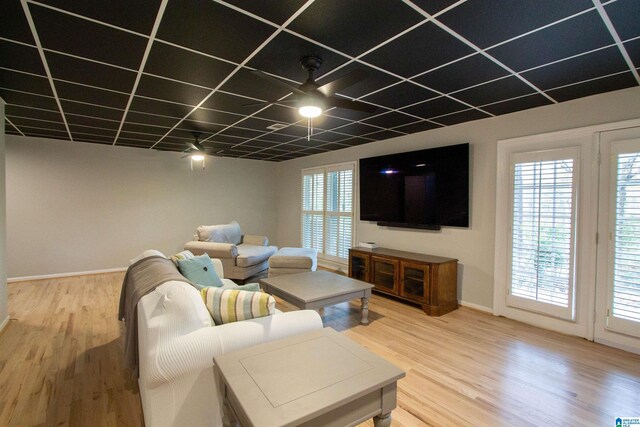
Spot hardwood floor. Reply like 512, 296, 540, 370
1, 273, 639, 426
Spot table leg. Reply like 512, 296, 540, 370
360, 297, 369, 325
374, 412, 392, 427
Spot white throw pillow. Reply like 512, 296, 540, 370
197, 221, 242, 245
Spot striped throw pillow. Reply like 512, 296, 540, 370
201, 288, 275, 325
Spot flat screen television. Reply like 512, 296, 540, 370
359, 143, 469, 230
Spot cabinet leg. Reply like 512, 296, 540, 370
374, 412, 392, 427
360, 297, 369, 325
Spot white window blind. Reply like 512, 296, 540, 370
301, 163, 355, 262
508, 149, 578, 320
612, 152, 640, 323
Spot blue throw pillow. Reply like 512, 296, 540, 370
177, 254, 225, 288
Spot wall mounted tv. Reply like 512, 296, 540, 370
359, 143, 469, 230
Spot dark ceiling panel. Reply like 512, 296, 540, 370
55, 80, 129, 109
437, 0, 593, 49
605, 0, 640, 40
8, 115, 66, 131
362, 81, 437, 109
0, 68, 52, 96
31, 5, 147, 69
129, 96, 194, 120
288, 0, 423, 56
546, 71, 638, 102
362, 21, 475, 78
410, 0, 462, 15
0, 1, 638, 161
219, 68, 292, 102
1, 0, 34, 44
223, 0, 308, 25
136, 74, 210, 107
522, 46, 629, 91
7, 105, 61, 123
435, 109, 492, 126
392, 121, 442, 134
488, 10, 614, 72
145, 42, 236, 90
46, 52, 136, 92
158, 0, 274, 63
482, 93, 553, 116
400, 96, 468, 119
0, 40, 45, 75
414, 53, 510, 93
61, 100, 124, 121
362, 112, 417, 129
0, 90, 58, 111
453, 76, 537, 106
36, 0, 163, 35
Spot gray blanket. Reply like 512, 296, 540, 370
118, 255, 191, 375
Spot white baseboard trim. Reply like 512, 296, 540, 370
594, 337, 640, 356
0, 316, 9, 334
459, 300, 493, 314
8, 267, 127, 283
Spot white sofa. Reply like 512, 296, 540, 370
135, 254, 323, 427
184, 221, 278, 282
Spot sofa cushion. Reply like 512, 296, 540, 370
169, 250, 195, 266
236, 244, 278, 267
201, 287, 275, 325
197, 221, 242, 245
177, 254, 225, 288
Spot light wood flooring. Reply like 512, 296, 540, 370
1, 272, 639, 426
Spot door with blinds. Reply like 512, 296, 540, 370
595, 127, 640, 352
494, 134, 597, 338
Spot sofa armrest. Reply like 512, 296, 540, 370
147, 310, 323, 388
242, 234, 269, 246
184, 241, 238, 259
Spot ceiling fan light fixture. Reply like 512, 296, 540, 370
191, 153, 205, 161
299, 105, 322, 118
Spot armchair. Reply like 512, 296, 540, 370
184, 221, 277, 281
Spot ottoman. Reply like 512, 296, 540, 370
268, 247, 318, 277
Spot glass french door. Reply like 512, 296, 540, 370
595, 127, 640, 351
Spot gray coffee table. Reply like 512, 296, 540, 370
259, 270, 374, 324
213, 327, 405, 427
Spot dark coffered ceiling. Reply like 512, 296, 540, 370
1, 0, 639, 162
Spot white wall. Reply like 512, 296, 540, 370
5, 136, 279, 278
0, 99, 8, 328
275, 87, 640, 310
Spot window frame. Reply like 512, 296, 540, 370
301, 161, 356, 266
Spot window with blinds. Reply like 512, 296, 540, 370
301, 163, 355, 262
508, 149, 578, 320
612, 152, 640, 324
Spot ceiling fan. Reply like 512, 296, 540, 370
249, 55, 377, 119
181, 131, 210, 160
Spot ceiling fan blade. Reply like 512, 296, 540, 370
327, 96, 377, 113
250, 70, 306, 96
243, 99, 298, 108
317, 68, 369, 97
186, 142, 199, 151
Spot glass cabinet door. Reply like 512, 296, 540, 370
400, 262, 430, 303
349, 252, 369, 282
372, 256, 398, 294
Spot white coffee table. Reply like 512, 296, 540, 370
259, 270, 374, 324
213, 327, 405, 427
